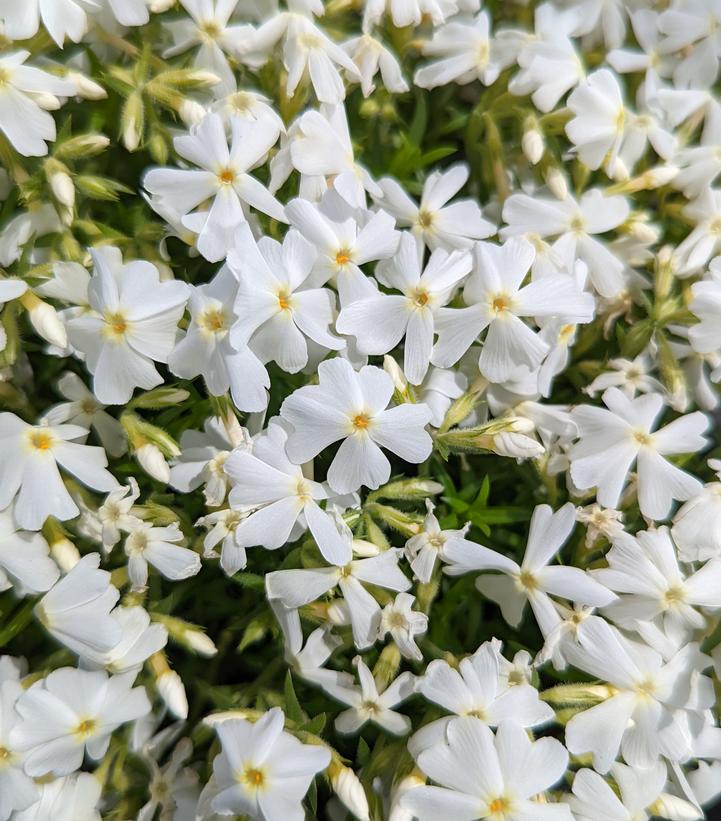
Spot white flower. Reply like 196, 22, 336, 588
42, 372, 127, 458
565, 618, 714, 772
672, 189, 721, 277
402, 718, 571, 820
337, 234, 472, 384
280, 358, 433, 494
168, 268, 270, 413
162, 0, 255, 91
570, 762, 701, 821
35, 553, 121, 659
443, 502, 615, 633
125, 521, 200, 590
405, 499, 472, 583
592, 527, 721, 642
414, 12, 511, 90
83, 605, 168, 675
210, 707, 330, 819
94, 479, 142, 552
10, 667, 150, 777
0, 204, 62, 267
197, 508, 249, 576
224, 419, 352, 565
379, 592, 428, 661
265, 548, 410, 649
252, 13, 360, 104
431, 237, 594, 382
376, 163, 494, 251
66, 247, 190, 405
688, 257, 721, 365
288, 104, 382, 209
362, 0, 458, 30
409, 640, 554, 757
344, 34, 408, 97
585, 352, 665, 399
0, 0, 89, 46
501, 189, 630, 298
285, 195, 399, 304
288, 626, 353, 690
144, 113, 286, 262
0, 412, 118, 531
0, 51, 74, 156
569, 388, 709, 520
11, 773, 102, 821
0, 676, 37, 820
329, 657, 415, 735
0, 507, 59, 595
228, 226, 344, 373
575, 503, 625, 549
672, 460, 721, 562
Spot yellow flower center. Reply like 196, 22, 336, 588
199, 307, 226, 333
517, 570, 537, 591
352, 413, 371, 431
633, 430, 652, 446
417, 210, 433, 229
335, 248, 351, 266
240, 765, 266, 789
664, 585, 686, 605
218, 168, 235, 185
103, 311, 129, 340
491, 294, 511, 314
413, 289, 430, 308
277, 291, 292, 311
28, 430, 54, 451
73, 718, 97, 739
488, 796, 510, 815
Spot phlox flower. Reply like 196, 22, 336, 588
35, 553, 121, 659
443, 502, 615, 633
0, 51, 75, 156
0, 674, 37, 820
592, 527, 721, 643
288, 104, 382, 209
162, 0, 255, 91
0, 412, 118, 531
124, 521, 201, 590
672, 189, 721, 276
251, 12, 360, 104
0, 0, 90, 46
570, 762, 701, 821
409, 640, 554, 757
376, 163, 495, 251
564, 617, 715, 772
228, 226, 344, 373
362, 0, 459, 31
12, 772, 103, 821
379, 592, 428, 661
93, 479, 141, 552
402, 718, 571, 820
569, 388, 709, 520
265, 547, 410, 648
284, 195, 399, 304
404, 498, 473, 583
501, 189, 630, 298
144, 113, 286, 262
280, 357, 433, 495
688, 256, 721, 367
0, 508, 59, 595
224, 419, 352, 565
210, 707, 330, 819
414, 11, 513, 90
672, 459, 721, 562
431, 237, 595, 383
42, 372, 127, 458
344, 34, 408, 97
10, 667, 150, 777
169, 415, 250, 508
327, 657, 415, 736
168, 268, 270, 413
337, 233, 472, 384
81, 605, 168, 675
66, 247, 190, 405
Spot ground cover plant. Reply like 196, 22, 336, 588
0, 0, 721, 819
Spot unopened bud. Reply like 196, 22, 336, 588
151, 613, 217, 656
178, 99, 207, 126
67, 72, 107, 100
33, 92, 61, 111
493, 431, 544, 459
50, 170, 75, 209
522, 118, 544, 165
20, 293, 67, 349
329, 760, 370, 821
50, 538, 80, 571
157, 669, 188, 719
545, 167, 568, 200
149, 0, 174, 10
136, 443, 170, 483
122, 92, 143, 152
352, 538, 380, 557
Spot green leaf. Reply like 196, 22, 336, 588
284, 671, 306, 723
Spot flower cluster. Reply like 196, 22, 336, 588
0, 0, 720, 819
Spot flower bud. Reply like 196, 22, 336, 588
122, 92, 144, 152
492, 431, 544, 459
522, 118, 544, 165
67, 72, 107, 100
20, 293, 67, 349
136, 443, 170, 483
157, 669, 188, 719
50, 537, 80, 572
152, 613, 218, 656
545, 167, 568, 200
32, 92, 61, 111
329, 761, 370, 821
50, 169, 75, 209
149, 0, 174, 10
178, 99, 207, 126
